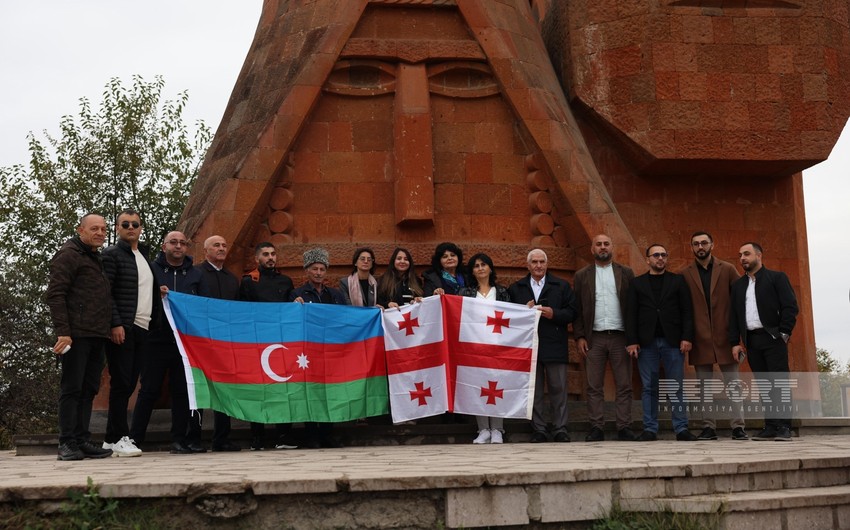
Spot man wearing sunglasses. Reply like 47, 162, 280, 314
626, 244, 696, 442
101, 208, 161, 457
129, 231, 206, 454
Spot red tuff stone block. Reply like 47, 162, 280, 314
465, 153, 493, 184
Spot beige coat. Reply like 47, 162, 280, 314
680, 257, 740, 365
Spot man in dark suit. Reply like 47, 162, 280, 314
508, 249, 577, 442
680, 231, 747, 441
194, 235, 242, 452
729, 242, 798, 441
573, 234, 635, 442
626, 244, 697, 441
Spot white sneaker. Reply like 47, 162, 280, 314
473, 430, 491, 444
490, 429, 503, 444
102, 441, 113, 450
111, 436, 142, 457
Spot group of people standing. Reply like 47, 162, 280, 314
47, 209, 799, 461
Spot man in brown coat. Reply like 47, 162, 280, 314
680, 231, 747, 441
574, 234, 636, 441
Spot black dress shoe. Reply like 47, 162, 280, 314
585, 427, 604, 442
212, 441, 242, 452
530, 431, 548, 443
78, 441, 113, 459
617, 428, 636, 441
170, 442, 193, 455
697, 427, 718, 440
553, 431, 571, 443
635, 430, 657, 442
676, 430, 698, 441
57, 441, 85, 461
186, 442, 207, 453
731, 427, 749, 440
752, 427, 777, 441
774, 425, 793, 441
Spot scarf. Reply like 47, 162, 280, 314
347, 272, 377, 307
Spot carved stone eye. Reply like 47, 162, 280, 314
325, 60, 396, 96
427, 62, 499, 98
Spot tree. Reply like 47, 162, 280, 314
0, 76, 211, 445
816, 348, 850, 417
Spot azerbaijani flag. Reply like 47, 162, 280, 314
163, 292, 388, 423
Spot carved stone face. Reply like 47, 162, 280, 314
277, 4, 530, 248
182, 0, 650, 273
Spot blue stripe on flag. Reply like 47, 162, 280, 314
167, 291, 383, 344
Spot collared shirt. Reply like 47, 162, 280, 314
207, 260, 222, 271
531, 276, 545, 303
745, 274, 764, 330
592, 264, 623, 331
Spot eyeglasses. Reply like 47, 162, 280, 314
358, 256, 373, 262
691, 240, 711, 247
120, 221, 140, 229
649, 252, 668, 259
166, 239, 189, 246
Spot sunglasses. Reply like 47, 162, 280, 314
120, 221, 140, 229
649, 252, 668, 259
166, 239, 189, 246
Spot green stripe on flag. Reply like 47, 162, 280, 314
190, 367, 389, 423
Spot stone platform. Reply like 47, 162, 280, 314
4, 434, 850, 529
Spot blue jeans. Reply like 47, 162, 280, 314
637, 337, 688, 433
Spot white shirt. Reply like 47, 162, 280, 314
476, 288, 497, 301
593, 264, 624, 331
133, 249, 154, 330
745, 274, 764, 330
531, 276, 545, 303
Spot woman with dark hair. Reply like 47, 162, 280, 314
377, 247, 423, 308
339, 247, 378, 306
459, 253, 511, 444
423, 241, 466, 296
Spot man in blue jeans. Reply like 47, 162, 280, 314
626, 244, 697, 441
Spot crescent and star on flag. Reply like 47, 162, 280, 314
260, 343, 309, 382
398, 307, 510, 407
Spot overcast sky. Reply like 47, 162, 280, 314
2, 2, 848, 362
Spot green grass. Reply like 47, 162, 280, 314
591, 503, 719, 530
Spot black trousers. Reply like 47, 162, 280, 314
129, 339, 189, 444
746, 330, 791, 429
58, 337, 106, 445
105, 324, 148, 443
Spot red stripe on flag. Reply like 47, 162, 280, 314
384, 341, 447, 375
451, 345, 532, 372
178, 333, 386, 384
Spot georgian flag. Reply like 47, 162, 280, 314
382, 296, 449, 422
382, 295, 539, 423
443, 295, 539, 419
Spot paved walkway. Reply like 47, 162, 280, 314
3, 435, 850, 501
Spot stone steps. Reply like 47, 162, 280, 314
622, 485, 850, 530
615, 450, 850, 530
